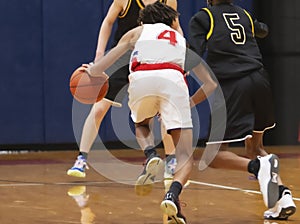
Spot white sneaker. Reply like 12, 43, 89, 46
67, 155, 89, 178
163, 157, 190, 191
264, 189, 296, 220
257, 154, 280, 208
135, 155, 164, 196
164, 157, 177, 192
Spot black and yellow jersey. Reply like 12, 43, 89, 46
189, 3, 264, 80
112, 0, 167, 47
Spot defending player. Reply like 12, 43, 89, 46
189, 0, 296, 219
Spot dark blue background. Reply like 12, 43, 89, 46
0, 1, 255, 147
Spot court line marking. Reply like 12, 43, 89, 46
188, 180, 300, 201
0, 181, 117, 187
1, 179, 299, 202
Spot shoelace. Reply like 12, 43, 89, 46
76, 159, 89, 170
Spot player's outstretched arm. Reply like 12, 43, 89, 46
94, 0, 124, 61
87, 26, 143, 77
190, 61, 217, 107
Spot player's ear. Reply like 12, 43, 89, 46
171, 18, 179, 30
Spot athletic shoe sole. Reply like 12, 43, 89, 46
264, 194, 296, 220
258, 154, 280, 208
160, 200, 186, 224
135, 157, 164, 196
67, 169, 86, 178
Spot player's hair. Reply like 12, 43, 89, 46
137, 1, 179, 26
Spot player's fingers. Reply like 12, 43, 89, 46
80, 64, 89, 69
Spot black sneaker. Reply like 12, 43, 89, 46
160, 192, 186, 224
135, 154, 164, 196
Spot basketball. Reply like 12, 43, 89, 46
69, 66, 109, 104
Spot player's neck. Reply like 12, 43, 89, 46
143, 0, 159, 6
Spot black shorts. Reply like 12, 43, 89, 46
208, 68, 275, 143
104, 51, 132, 106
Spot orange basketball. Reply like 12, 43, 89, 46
69, 66, 109, 104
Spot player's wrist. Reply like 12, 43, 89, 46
85, 66, 94, 77
95, 51, 104, 62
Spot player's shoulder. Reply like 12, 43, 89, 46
190, 8, 211, 22
125, 26, 143, 41
165, 0, 177, 9
195, 7, 212, 16
113, 0, 128, 11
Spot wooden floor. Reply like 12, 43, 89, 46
0, 146, 299, 224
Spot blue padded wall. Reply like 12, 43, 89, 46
42, 0, 101, 143
0, 0, 44, 144
0, 0, 254, 147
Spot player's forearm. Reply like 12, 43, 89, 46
190, 82, 216, 107
190, 63, 217, 106
94, 20, 114, 61
89, 42, 130, 77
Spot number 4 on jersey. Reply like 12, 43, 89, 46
157, 30, 177, 46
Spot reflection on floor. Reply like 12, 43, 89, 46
0, 146, 299, 224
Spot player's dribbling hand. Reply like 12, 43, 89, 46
81, 62, 108, 79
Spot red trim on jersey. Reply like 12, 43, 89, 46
132, 62, 185, 74
131, 62, 188, 85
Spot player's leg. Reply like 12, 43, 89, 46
161, 123, 177, 192
67, 62, 130, 178
159, 74, 193, 224
127, 75, 165, 195
134, 117, 164, 196
80, 100, 112, 154
245, 132, 268, 159
246, 68, 274, 160
135, 118, 156, 151
160, 129, 193, 224
67, 100, 112, 178
249, 133, 296, 220
161, 130, 191, 194
251, 69, 296, 219
207, 143, 250, 170
207, 143, 280, 209
249, 135, 296, 219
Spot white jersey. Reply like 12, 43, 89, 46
128, 24, 192, 130
130, 23, 186, 72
